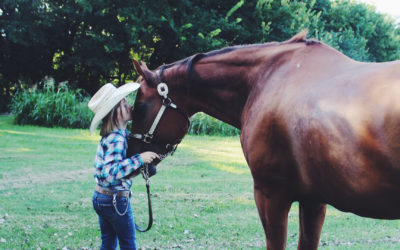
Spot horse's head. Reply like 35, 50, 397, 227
127, 59, 190, 164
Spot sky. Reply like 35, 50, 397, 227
357, 0, 400, 22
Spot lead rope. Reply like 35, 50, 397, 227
111, 165, 153, 232
135, 165, 153, 232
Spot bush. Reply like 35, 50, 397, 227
189, 112, 240, 136
9, 80, 92, 129
9, 78, 239, 135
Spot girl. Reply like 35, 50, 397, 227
88, 82, 158, 250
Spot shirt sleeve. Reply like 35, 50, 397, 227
102, 134, 144, 183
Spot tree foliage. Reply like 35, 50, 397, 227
1, 0, 399, 111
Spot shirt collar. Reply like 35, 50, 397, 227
110, 128, 130, 137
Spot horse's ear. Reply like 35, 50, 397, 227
132, 59, 145, 77
131, 59, 156, 87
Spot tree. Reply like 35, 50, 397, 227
0, 0, 61, 111
0, 0, 399, 112
316, 0, 399, 62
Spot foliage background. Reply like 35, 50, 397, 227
9, 79, 92, 128
8, 79, 240, 135
1, 0, 399, 113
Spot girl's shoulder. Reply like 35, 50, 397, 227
101, 129, 129, 144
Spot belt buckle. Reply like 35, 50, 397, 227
118, 190, 131, 198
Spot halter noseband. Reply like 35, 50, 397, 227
129, 82, 190, 158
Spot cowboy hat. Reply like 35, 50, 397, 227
88, 82, 140, 134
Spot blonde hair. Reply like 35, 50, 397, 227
100, 101, 121, 137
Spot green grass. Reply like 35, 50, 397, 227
0, 115, 399, 249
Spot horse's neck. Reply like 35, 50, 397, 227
165, 43, 306, 129
164, 63, 250, 128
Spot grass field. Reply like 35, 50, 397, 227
0, 114, 399, 249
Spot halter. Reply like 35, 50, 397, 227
129, 82, 190, 157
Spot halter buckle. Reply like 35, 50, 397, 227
143, 133, 153, 143
162, 97, 172, 106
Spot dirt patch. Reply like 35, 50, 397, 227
0, 167, 92, 190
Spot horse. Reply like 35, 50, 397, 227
127, 30, 400, 249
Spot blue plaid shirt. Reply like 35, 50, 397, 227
94, 129, 144, 190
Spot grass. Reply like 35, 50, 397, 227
0, 114, 399, 249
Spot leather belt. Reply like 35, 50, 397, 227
95, 185, 131, 198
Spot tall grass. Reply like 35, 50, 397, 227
9, 81, 92, 128
9, 79, 239, 135
189, 112, 240, 136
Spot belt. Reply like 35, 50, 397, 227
95, 185, 131, 198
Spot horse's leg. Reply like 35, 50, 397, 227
297, 201, 326, 250
254, 183, 292, 250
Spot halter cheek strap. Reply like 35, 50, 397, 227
130, 83, 189, 152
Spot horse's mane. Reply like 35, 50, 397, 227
202, 29, 316, 58
158, 30, 319, 74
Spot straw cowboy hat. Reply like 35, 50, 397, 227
88, 82, 140, 134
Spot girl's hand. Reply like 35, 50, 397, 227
140, 152, 160, 164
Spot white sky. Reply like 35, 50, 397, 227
357, 0, 400, 22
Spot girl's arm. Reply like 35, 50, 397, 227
102, 136, 144, 183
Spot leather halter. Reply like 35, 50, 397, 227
128, 83, 189, 233
129, 82, 190, 157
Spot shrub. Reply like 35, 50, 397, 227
10, 80, 92, 129
9, 79, 240, 135
188, 112, 240, 136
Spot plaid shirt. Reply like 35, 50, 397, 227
94, 129, 144, 190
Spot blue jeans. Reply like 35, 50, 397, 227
92, 191, 137, 250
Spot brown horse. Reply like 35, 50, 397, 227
127, 30, 400, 249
